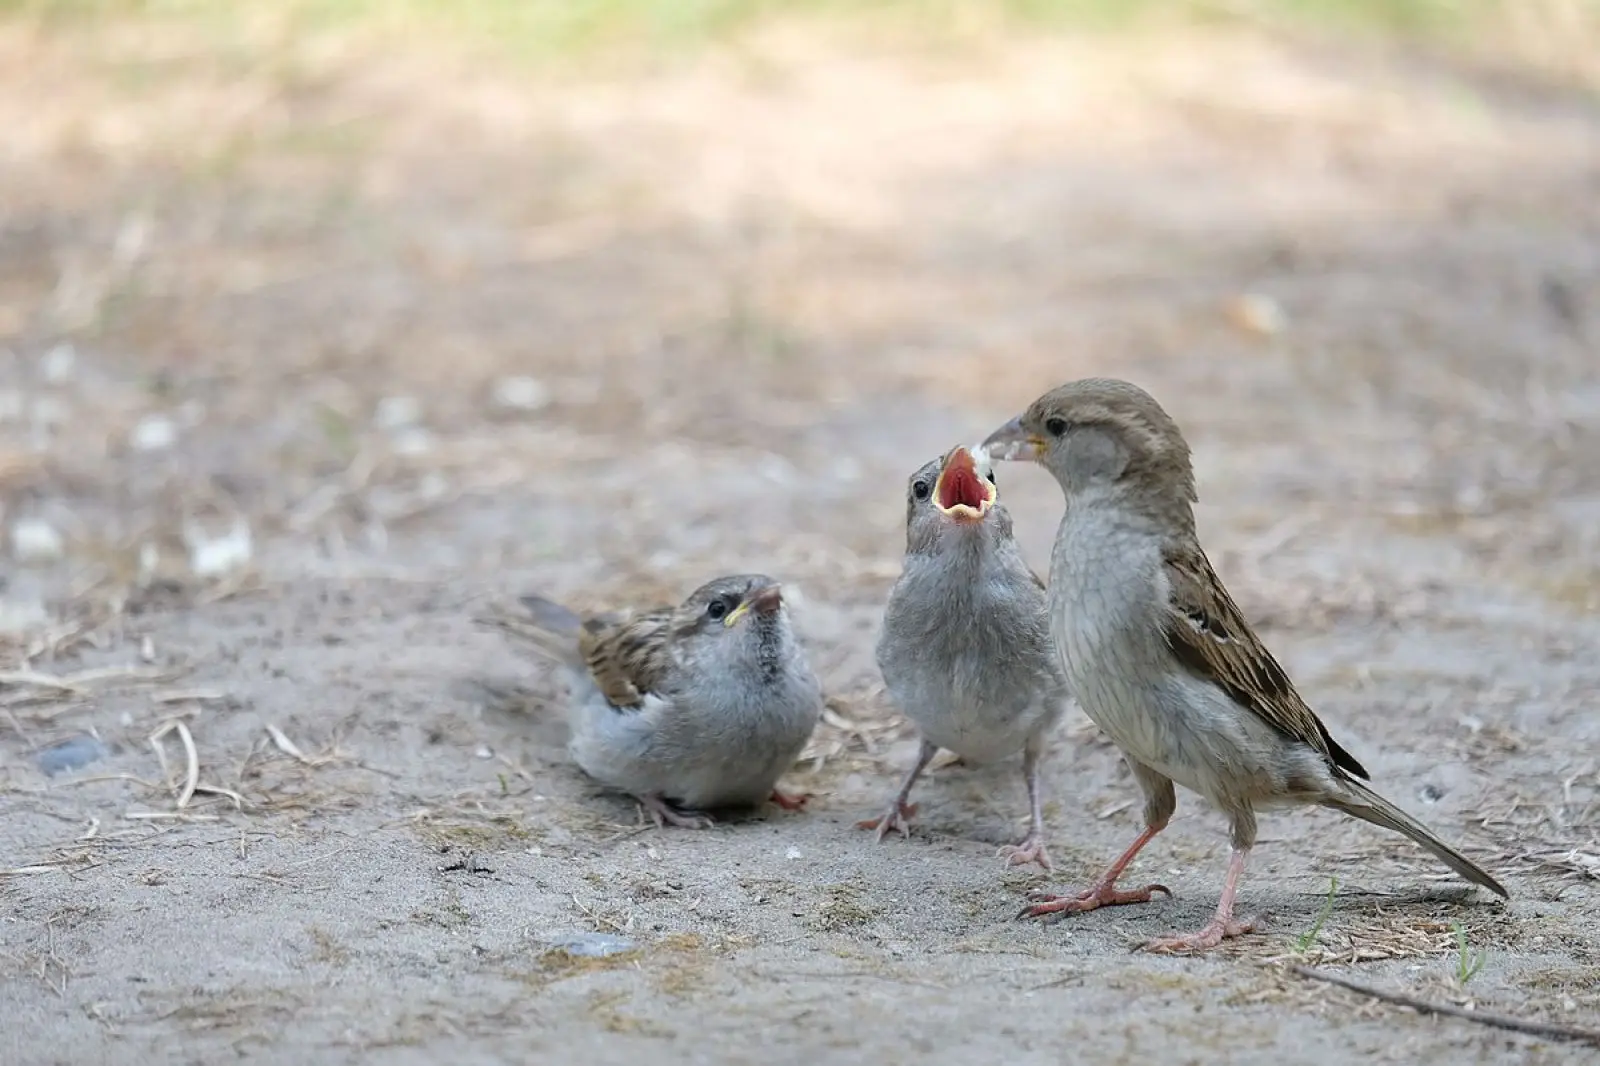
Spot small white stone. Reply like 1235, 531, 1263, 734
390, 427, 433, 457
184, 521, 252, 578
474, 744, 494, 760
785, 846, 803, 860
490, 375, 550, 412
41, 344, 77, 383
11, 518, 64, 564
374, 395, 422, 430
130, 414, 178, 452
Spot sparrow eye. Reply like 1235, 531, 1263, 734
1044, 417, 1069, 437
911, 479, 931, 501
706, 598, 728, 621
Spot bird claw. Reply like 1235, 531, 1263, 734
1017, 881, 1171, 921
1139, 917, 1255, 955
998, 833, 1053, 872
639, 794, 715, 830
855, 801, 919, 842
769, 789, 810, 812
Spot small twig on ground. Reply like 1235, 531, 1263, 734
1290, 965, 1600, 1048
123, 811, 220, 823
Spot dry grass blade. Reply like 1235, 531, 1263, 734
1291, 966, 1600, 1048
194, 784, 246, 810
0, 866, 65, 876
266, 724, 309, 763
7, 666, 175, 689
0, 670, 89, 695
1522, 848, 1600, 880
150, 720, 200, 808
152, 689, 228, 705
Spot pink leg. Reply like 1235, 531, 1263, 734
999, 734, 1053, 871
857, 739, 937, 842
1019, 822, 1172, 919
1140, 846, 1256, 954
639, 793, 715, 830
769, 789, 810, 811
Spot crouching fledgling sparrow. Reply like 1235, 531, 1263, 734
860, 445, 1072, 870
984, 378, 1508, 952
498, 575, 823, 828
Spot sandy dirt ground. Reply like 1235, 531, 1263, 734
2, 15, 1599, 1065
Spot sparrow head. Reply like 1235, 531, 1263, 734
673, 573, 795, 678
982, 377, 1196, 509
903, 445, 1008, 553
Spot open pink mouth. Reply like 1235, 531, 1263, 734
934, 446, 996, 522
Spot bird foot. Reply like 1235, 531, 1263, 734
1139, 916, 1255, 955
1018, 880, 1171, 920
855, 801, 919, 842
639, 794, 715, 830
769, 789, 810, 812
998, 833, 1053, 872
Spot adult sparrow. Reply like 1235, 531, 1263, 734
859, 445, 1071, 870
500, 575, 822, 828
984, 378, 1507, 952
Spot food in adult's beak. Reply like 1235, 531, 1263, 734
934, 446, 997, 523
982, 416, 1043, 462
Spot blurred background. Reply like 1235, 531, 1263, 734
3, 4, 1599, 1058
2, 0, 1597, 620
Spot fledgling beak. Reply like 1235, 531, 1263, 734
933, 445, 998, 524
982, 416, 1043, 463
723, 583, 783, 627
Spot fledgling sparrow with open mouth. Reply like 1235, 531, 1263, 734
984, 378, 1507, 952
498, 575, 823, 828
860, 445, 1072, 870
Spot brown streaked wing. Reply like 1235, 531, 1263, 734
1162, 545, 1369, 781
577, 607, 675, 710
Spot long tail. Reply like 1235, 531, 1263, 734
1323, 780, 1508, 898
474, 595, 583, 665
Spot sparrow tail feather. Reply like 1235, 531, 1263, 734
1324, 781, 1509, 899
518, 595, 583, 636
476, 595, 583, 665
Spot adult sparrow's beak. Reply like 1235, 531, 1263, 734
982, 416, 1043, 463
933, 445, 997, 524
723, 583, 783, 627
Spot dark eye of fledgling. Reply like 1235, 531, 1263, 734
706, 598, 729, 621
1045, 417, 1068, 437
912, 479, 931, 501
